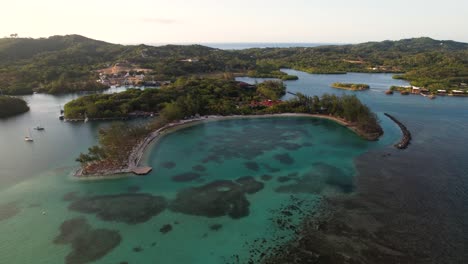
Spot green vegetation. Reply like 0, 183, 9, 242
76, 122, 150, 168
0, 35, 257, 95
240, 37, 468, 89
75, 77, 382, 173
246, 61, 298, 80
0, 96, 29, 118
256, 80, 286, 100
65, 78, 259, 119
2, 35, 466, 95
331, 82, 370, 91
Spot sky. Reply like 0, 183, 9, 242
1, 0, 467, 44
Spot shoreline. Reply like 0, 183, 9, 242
74, 113, 381, 179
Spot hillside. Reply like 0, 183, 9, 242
0, 35, 258, 95
239, 37, 468, 89
0, 35, 467, 95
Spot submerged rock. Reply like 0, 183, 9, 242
170, 180, 251, 219
192, 164, 207, 172
244, 161, 260, 171
209, 224, 223, 231
133, 246, 143, 252
171, 172, 202, 182
127, 185, 141, 193
275, 162, 353, 194
277, 142, 302, 151
68, 194, 167, 224
235, 176, 265, 194
0, 202, 20, 222
277, 176, 293, 183
260, 174, 273, 181
161, 161, 176, 169
63, 192, 80, 201
160, 224, 173, 234
273, 153, 295, 165
54, 217, 121, 264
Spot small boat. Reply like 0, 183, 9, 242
25, 129, 33, 142
33, 126, 45, 131
428, 94, 436, 99
385, 90, 393, 95
59, 115, 64, 120
84, 112, 89, 123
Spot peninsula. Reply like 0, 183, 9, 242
0, 96, 29, 118
71, 78, 383, 177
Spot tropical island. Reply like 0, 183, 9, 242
1, 35, 467, 95
70, 78, 383, 177
0, 96, 29, 118
331, 82, 370, 91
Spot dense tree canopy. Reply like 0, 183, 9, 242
1, 35, 466, 95
0, 96, 29, 118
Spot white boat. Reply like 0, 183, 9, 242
24, 129, 33, 142
84, 112, 89, 123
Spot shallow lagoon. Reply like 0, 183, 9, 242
0, 117, 377, 263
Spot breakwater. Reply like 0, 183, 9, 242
384, 113, 411, 149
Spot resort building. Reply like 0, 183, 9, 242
411, 86, 421, 94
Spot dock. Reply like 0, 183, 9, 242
132, 166, 153, 175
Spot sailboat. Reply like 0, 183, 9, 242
34, 119, 45, 130
84, 112, 89, 123
24, 129, 34, 142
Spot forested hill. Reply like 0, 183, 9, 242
0, 35, 256, 95
0, 35, 120, 62
0, 35, 467, 95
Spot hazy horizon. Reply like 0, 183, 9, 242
2, 0, 467, 44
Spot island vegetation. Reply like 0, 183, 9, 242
1, 35, 467, 95
73, 78, 382, 176
0, 96, 29, 118
331, 82, 370, 91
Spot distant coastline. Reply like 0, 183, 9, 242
143, 42, 342, 50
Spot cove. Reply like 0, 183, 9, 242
0, 116, 375, 264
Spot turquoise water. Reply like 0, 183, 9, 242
0, 117, 374, 264
2, 71, 468, 263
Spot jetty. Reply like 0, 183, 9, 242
384, 113, 412, 149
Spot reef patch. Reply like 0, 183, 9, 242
170, 180, 260, 219
54, 217, 121, 264
171, 172, 202, 182
68, 194, 167, 224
